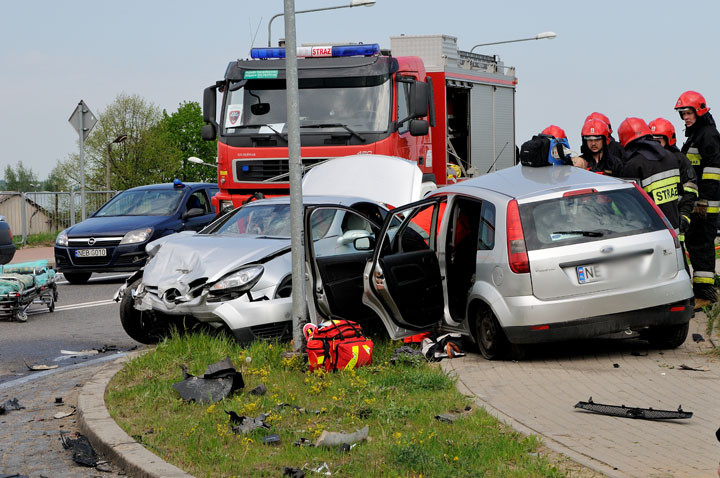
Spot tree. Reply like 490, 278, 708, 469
3, 161, 39, 192
160, 101, 218, 182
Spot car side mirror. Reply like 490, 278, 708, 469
337, 230, 371, 246
409, 119, 429, 136
354, 236, 375, 251
183, 207, 205, 220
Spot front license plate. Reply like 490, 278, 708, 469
577, 265, 604, 284
75, 248, 107, 258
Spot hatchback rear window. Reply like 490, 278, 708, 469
519, 187, 666, 251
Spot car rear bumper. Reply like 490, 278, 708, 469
504, 297, 693, 344
0, 243, 15, 265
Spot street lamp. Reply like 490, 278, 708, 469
187, 156, 217, 168
267, 0, 375, 47
106, 134, 127, 191
469, 31, 557, 53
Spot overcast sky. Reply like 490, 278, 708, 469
1, 0, 718, 180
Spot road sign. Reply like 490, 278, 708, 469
68, 100, 97, 140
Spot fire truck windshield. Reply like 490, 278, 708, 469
223, 75, 391, 135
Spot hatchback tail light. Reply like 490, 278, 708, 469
632, 183, 680, 249
7, 228, 11, 242
506, 199, 529, 273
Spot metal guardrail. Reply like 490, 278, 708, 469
0, 191, 118, 245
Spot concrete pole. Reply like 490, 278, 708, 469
283, 0, 307, 351
79, 102, 86, 221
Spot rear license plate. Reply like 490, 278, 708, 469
577, 265, 604, 284
75, 248, 107, 258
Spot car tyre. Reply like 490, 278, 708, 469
120, 279, 170, 344
472, 308, 526, 361
646, 322, 690, 349
64, 272, 91, 284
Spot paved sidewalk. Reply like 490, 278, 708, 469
10, 246, 54, 266
443, 313, 720, 478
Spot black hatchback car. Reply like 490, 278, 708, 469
55, 181, 218, 284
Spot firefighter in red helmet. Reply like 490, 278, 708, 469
578, 118, 623, 175
619, 117, 683, 234
674, 91, 720, 308
649, 117, 698, 244
540, 125, 567, 140
586, 112, 625, 160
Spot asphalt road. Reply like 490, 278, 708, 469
0, 272, 141, 385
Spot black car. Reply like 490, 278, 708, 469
0, 216, 15, 265
55, 181, 218, 284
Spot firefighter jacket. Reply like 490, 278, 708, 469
608, 136, 626, 161
681, 112, 720, 207
579, 142, 624, 176
620, 137, 681, 229
666, 143, 698, 229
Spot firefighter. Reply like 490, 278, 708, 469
648, 117, 698, 243
675, 91, 720, 307
586, 112, 625, 160
540, 125, 567, 140
618, 117, 682, 231
578, 118, 624, 176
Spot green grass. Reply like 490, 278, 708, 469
106, 332, 566, 477
13, 231, 57, 248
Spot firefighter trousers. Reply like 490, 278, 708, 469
685, 212, 718, 301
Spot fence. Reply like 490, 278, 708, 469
0, 191, 118, 245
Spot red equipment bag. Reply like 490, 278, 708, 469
306, 318, 373, 372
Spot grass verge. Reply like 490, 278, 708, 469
13, 231, 57, 248
107, 332, 566, 477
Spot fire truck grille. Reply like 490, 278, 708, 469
234, 159, 326, 182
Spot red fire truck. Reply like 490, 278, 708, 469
201, 34, 518, 213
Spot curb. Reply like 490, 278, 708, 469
77, 353, 194, 478
442, 360, 630, 478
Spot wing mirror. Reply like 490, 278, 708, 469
183, 208, 205, 220
409, 119, 429, 136
337, 230, 372, 246
353, 236, 375, 251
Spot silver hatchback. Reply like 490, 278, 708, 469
303, 165, 694, 359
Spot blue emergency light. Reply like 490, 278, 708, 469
173, 179, 185, 188
251, 43, 380, 60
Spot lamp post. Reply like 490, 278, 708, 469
469, 31, 557, 53
187, 156, 217, 168
267, 0, 375, 47
106, 134, 127, 192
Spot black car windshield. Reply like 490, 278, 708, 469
519, 188, 666, 250
212, 204, 292, 238
94, 189, 185, 217
223, 75, 391, 135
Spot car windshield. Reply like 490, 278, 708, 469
94, 189, 185, 217
519, 187, 666, 251
212, 204, 292, 237
223, 75, 391, 134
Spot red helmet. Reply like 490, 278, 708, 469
618, 117, 652, 147
540, 125, 567, 140
581, 118, 610, 145
648, 118, 676, 147
674, 90, 709, 116
586, 112, 613, 134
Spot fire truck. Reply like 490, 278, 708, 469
201, 34, 518, 213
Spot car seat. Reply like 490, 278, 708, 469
187, 195, 203, 211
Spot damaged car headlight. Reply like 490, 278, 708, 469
120, 227, 153, 245
209, 265, 264, 295
56, 230, 69, 247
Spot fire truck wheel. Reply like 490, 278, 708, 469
63, 272, 91, 284
120, 279, 170, 344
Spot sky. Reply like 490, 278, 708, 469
1, 0, 718, 180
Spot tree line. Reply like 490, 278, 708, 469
2, 94, 217, 192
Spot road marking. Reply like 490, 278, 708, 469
0, 352, 129, 390
52, 299, 116, 312
56, 273, 130, 285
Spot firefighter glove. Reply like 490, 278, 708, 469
681, 215, 691, 234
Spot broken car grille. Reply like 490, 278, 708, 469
575, 397, 692, 419
250, 321, 290, 340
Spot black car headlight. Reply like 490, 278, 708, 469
208, 265, 264, 295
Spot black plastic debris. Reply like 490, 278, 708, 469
0, 398, 25, 415
249, 383, 267, 396
435, 413, 458, 424
60, 432, 98, 467
692, 333, 705, 343
390, 346, 424, 365
613, 363, 620, 368
226, 411, 270, 434
716, 426, 720, 442
172, 358, 244, 403
263, 433, 281, 445
293, 437, 315, 447
283, 467, 306, 478
0, 474, 29, 478
678, 364, 708, 372
274, 403, 321, 415
54, 397, 63, 404
574, 397, 693, 420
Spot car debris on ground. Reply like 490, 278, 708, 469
314, 426, 368, 448
172, 357, 244, 403
0, 398, 24, 414
60, 431, 98, 467
249, 383, 267, 395
23, 359, 58, 371
226, 411, 271, 434
435, 405, 473, 424
678, 364, 709, 372
282, 467, 305, 478
574, 397, 693, 419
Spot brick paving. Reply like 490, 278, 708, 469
443, 313, 720, 478
0, 362, 125, 477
